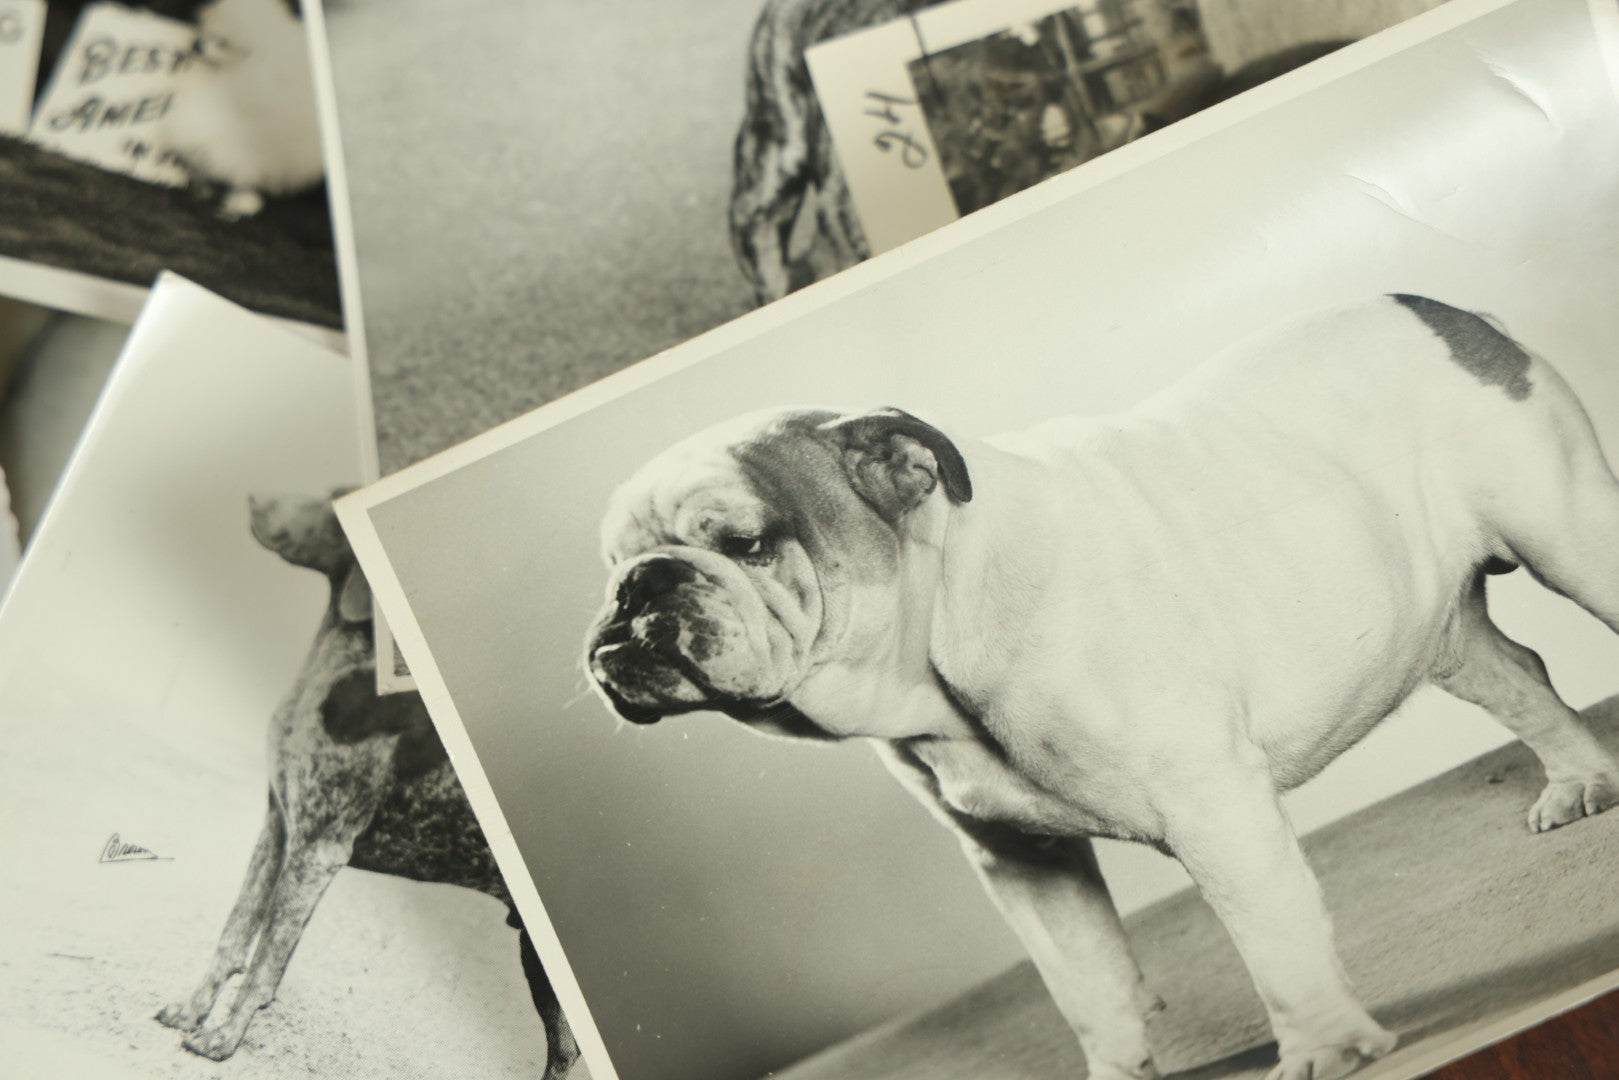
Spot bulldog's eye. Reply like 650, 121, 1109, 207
718, 534, 772, 562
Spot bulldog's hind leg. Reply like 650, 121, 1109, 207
1435, 573, 1619, 831
1451, 378, 1619, 830
156, 797, 286, 1033
515, 916, 581, 1080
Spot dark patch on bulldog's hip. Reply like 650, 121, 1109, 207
1390, 294, 1532, 400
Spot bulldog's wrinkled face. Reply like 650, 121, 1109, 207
584, 407, 971, 737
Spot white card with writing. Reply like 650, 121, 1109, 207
25, 1, 198, 185
808, 0, 1251, 254
0, 0, 45, 135
808, 0, 1131, 253
805, 15, 955, 255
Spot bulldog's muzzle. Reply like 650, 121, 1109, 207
587, 554, 725, 724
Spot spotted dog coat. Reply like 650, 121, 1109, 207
156, 494, 579, 1080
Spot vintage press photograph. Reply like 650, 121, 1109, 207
0, 279, 580, 1078
337, 0, 1619, 1077
0, 0, 339, 328
335, 1, 1619, 1077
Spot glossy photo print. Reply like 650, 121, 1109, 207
337, 1, 1619, 1078
0, 278, 579, 1078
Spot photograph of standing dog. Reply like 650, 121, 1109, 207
585, 294, 1618, 1080
330, 4, 1619, 1076
158, 493, 579, 1080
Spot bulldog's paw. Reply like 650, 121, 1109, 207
1267, 1023, 1396, 1080
1082, 1017, 1160, 1080
155, 1001, 203, 1031
1528, 775, 1618, 833
182, 1023, 246, 1061
1086, 1057, 1160, 1080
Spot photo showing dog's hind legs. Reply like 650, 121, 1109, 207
156, 797, 286, 1032
157, 723, 395, 1061
181, 830, 357, 1060
1440, 393, 1619, 831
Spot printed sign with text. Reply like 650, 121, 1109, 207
25, 1, 202, 185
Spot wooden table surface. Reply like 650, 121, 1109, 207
1427, 989, 1618, 1078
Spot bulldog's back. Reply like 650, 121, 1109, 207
1004, 294, 1557, 544
965, 295, 1590, 787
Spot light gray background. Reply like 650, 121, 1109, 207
365, 2, 1619, 1078
324, 0, 762, 472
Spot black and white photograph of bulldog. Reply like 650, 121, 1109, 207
584, 294, 1618, 1080
332, 2, 1619, 1078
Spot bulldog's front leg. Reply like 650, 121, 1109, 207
963, 824, 1164, 1080
876, 745, 1160, 1079
1162, 764, 1397, 1080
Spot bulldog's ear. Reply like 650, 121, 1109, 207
821, 408, 972, 521
337, 564, 373, 624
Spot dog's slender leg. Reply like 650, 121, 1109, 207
181, 834, 352, 1061
1435, 576, 1619, 831
876, 745, 1159, 1079
183, 741, 392, 1062
517, 919, 581, 1080
1164, 765, 1395, 1080
157, 796, 286, 1031
1455, 376, 1619, 828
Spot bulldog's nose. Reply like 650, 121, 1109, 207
616, 554, 697, 612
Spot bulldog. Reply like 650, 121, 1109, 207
584, 294, 1619, 1080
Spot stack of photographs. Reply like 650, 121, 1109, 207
333, 0, 1619, 1078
